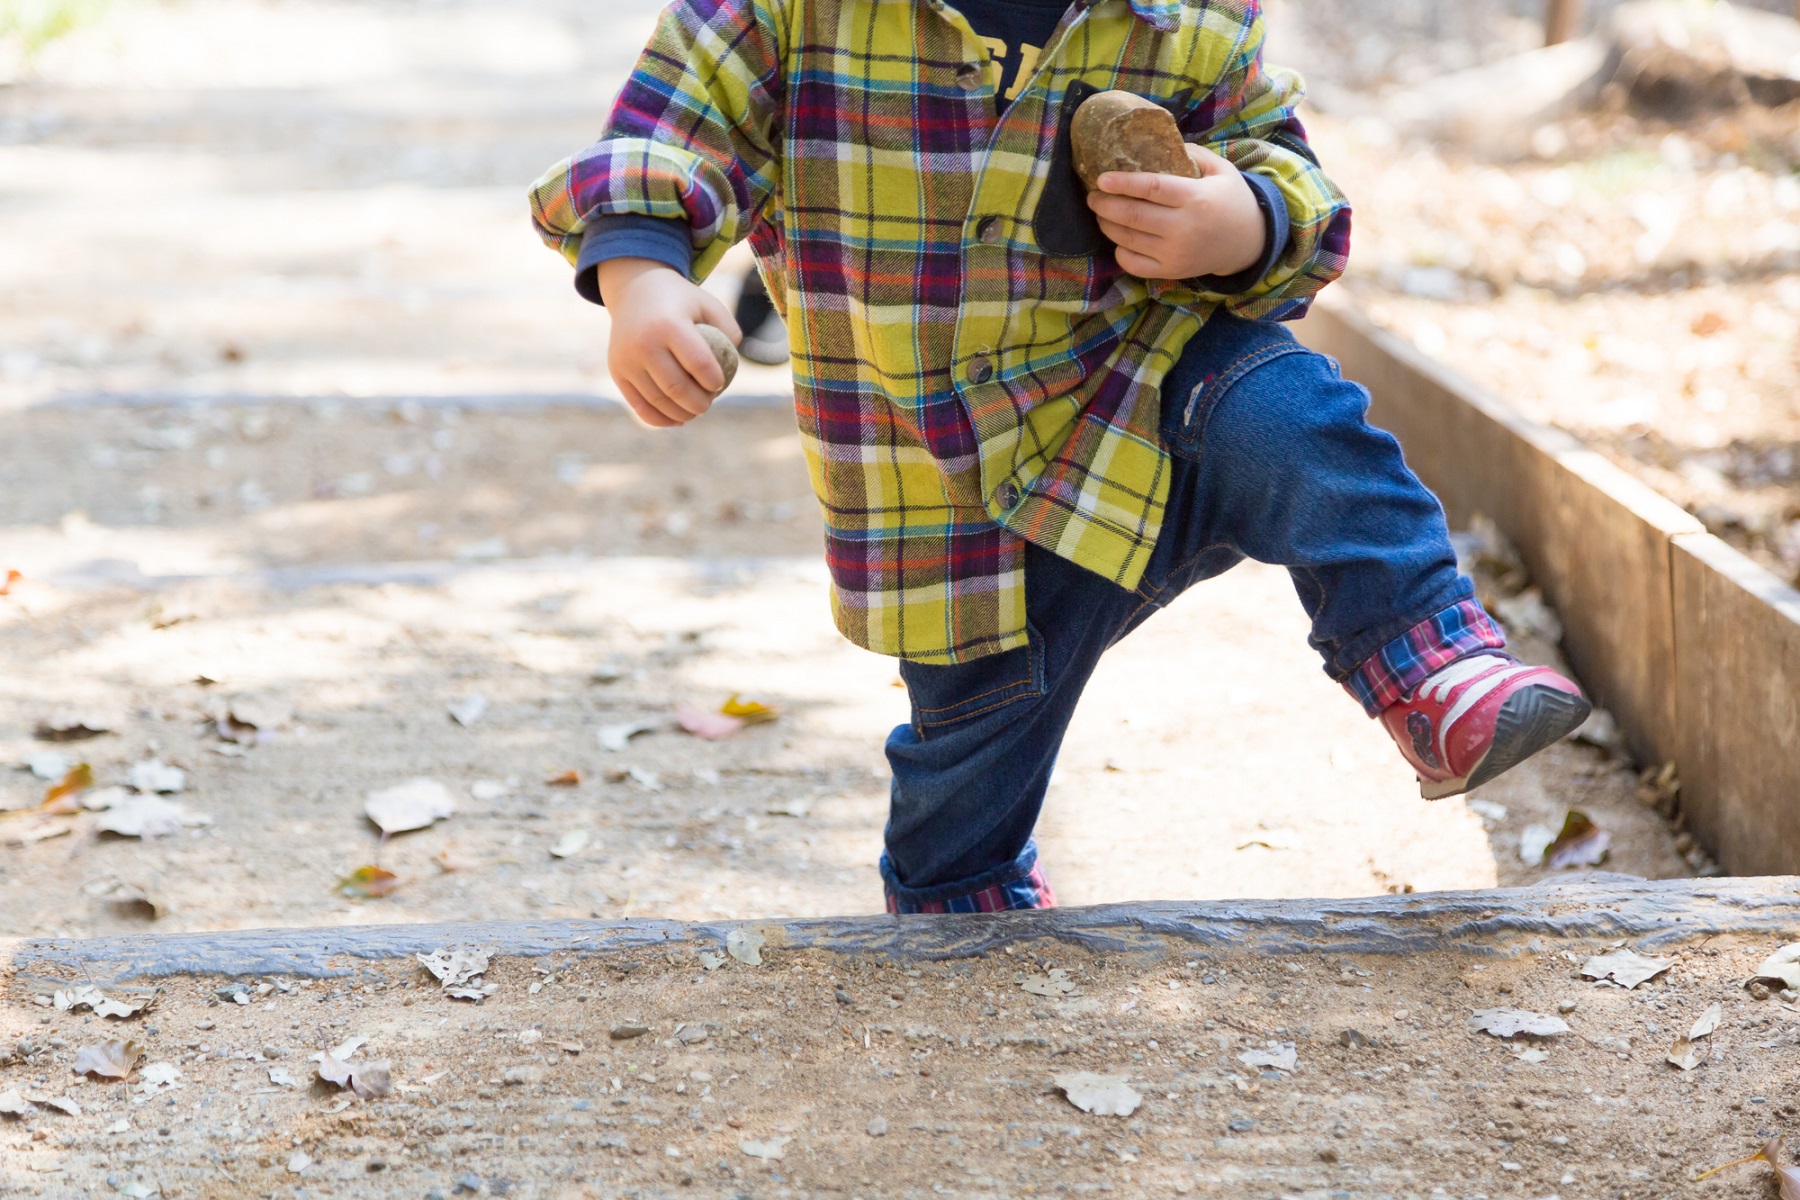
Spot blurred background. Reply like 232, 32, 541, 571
0, 0, 1793, 937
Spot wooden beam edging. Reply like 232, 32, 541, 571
6, 877, 1798, 989
1296, 297, 1800, 876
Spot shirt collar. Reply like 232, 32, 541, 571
923, 0, 1180, 35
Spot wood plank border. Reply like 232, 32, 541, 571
1296, 297, 1800, 874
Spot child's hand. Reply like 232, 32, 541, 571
1085, 144, 1268, 283
596, 258, 744, 428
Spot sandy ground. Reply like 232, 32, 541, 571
0, 403, 1692, 940
3, 923, 1800, 1198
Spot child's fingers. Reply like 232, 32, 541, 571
696, 292, 744, 344
1112, 244, 1167, 280
1095, 214, 1167, 259
1087, 192, 1179, 239
644, 349, 715, 417
619, 378, 682, 428
669, 325, 726, 396
1183, 142, 1234, 177
1092, 169, 1190, 206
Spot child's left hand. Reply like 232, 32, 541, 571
1086, 144, 1268, 282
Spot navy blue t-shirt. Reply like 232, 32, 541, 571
955, 0, 1071, 114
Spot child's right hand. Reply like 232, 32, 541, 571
596, 258, 743, 428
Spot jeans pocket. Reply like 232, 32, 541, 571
904, 620, 1046, 731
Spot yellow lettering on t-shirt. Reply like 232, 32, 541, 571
1005, 43, 1042, 100
976, 35, 1007, 90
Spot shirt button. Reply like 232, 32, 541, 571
955, 63, 983, 91
976, 216, 1002, 244
966, 356, 994, 385
995, 482, 1021, 510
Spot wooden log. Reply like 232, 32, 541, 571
7, 877, 1800, 987
1545, 0, 1584, 46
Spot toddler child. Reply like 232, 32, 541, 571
529, 0, 1591, 913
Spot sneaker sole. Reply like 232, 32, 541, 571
1419, 684, 1594, 801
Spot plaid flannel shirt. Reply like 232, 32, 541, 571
530, 0, 1352, 663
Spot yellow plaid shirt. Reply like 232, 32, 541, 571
531, 0, 1351, 662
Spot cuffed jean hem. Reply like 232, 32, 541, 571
1341, 597, 1510, 717
881, 843, 1057, 915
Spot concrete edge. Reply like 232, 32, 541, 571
7, 877, 1798, 988
1297, 295, 1800, 876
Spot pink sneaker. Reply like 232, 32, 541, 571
1379, 654, 1591, 800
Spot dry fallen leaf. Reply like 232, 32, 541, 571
1667, 1036, 1709, 1071
54, 986, 153, 1020
1581, 949, 1675, 989
34, 713, 109, 742
1544, 809, 1610, 868
39, 763, 93, 812
215, 694, 291, 743
364, 779, 455, 836
137, 1062, 183, 1095
1054, 1072, 1143, 1117
550, 829, 591, 859
418, 949, 490, 988
1238, 1043, 1298, 1072
433, 848, 478, 874
337, 866, 400, 899
29, 1094, 80, 1117
1689, 1002, 1724, 1040
597, 720, 660, 753
1696, 1137, 1800, 1198
545, 769, 581, 787
0, 568, 20, 596
699, 952, 727, 971
0, 1089, 35, 1118
446, 693, 488, 728
676, 705, 744, 741
94, 794, 209, 839
1753, 944, 1800, 991
1468, 1009, 1570, 1038
313, 1042, 392, 1099
72, 1041, 142, 1080
720, 694, 779, 724
726, 929, 766, 966
125, 759, 185, 795
1021, 969, 1077, 998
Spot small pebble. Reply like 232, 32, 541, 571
454, 1173, 484, 1194
867, 1117, 888, 1137
367, 1159, 387, 1173
1557, 999, 1578, 1014
1337, 1029, 1370, 1049
610, 1024, 650, 1041
1749, 982, 1772, 1001
835, 989, 854, 1005
1228, 1119, 1257, 1133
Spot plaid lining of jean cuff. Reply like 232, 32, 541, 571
886, 864, 1058, 915
1343, 599, 1509, 717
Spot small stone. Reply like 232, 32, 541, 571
367, 1159, 387, 1172
1748, 982, 1772, 1001
1337, 1029, 1370, 1049
1556, 999, 1578, 1014
610, 1024, 650, 1041
1227, 1119, 1257, 1133
867, 1117, 888, 1137
502, 1066, 545, 1086
261, 1044, 287, 1059
835, 989, 854, 1006
1318, 1148, 1339, 1163
455, 1173, 484, 1194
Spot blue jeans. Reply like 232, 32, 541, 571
880, 313, 1483, 911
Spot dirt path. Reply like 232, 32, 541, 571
3, 898, 1799, 1199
